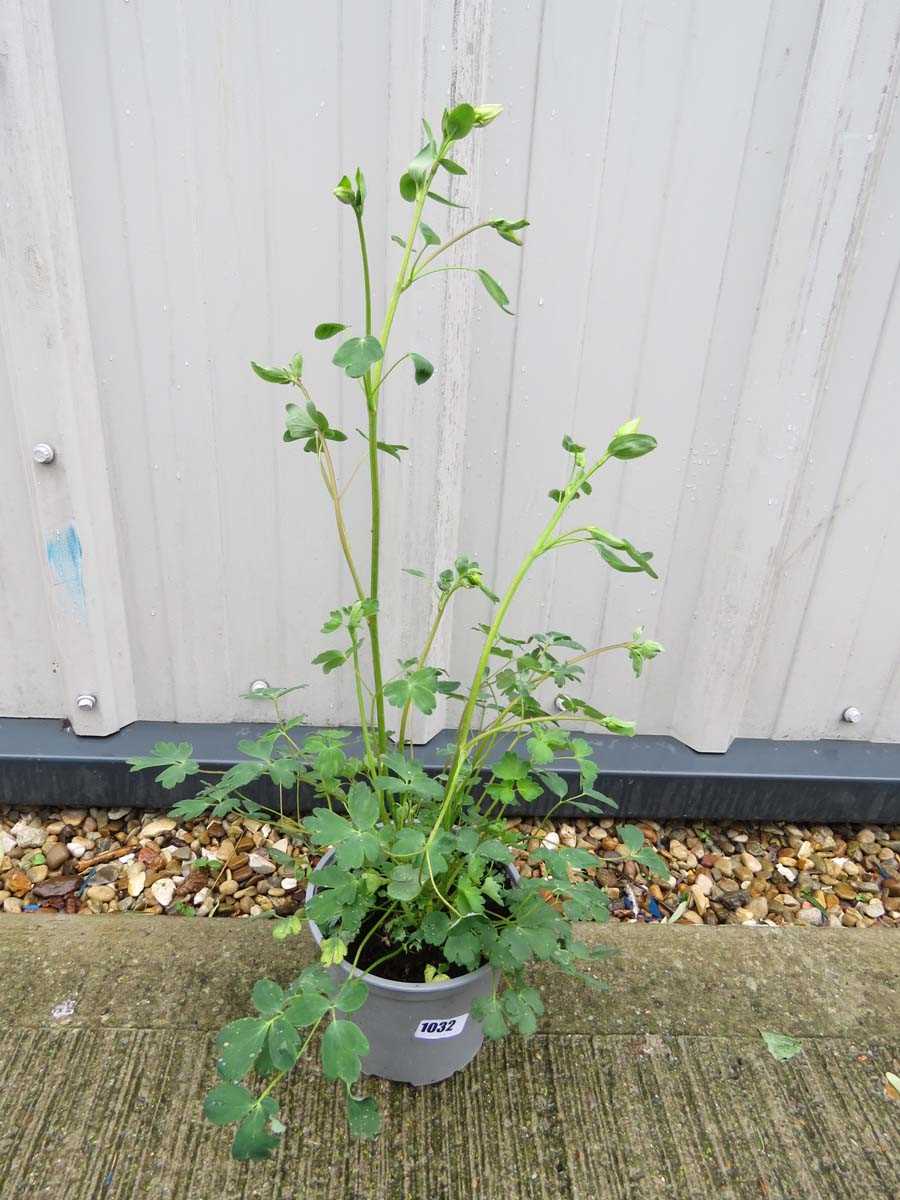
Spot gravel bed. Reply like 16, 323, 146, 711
1, 807, 898, 927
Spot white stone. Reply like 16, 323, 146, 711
126, 865, 146, 897
249, 853, 276, 876
693, 873, 713, 896
281, 877, 298, 892
193, 887, 210, 906
150, 878, 176, 908
863, 898, 885, 919
541, 831, 560, 850
11, 820, 44, 848
141, 817, 176, 838
797, 905, 824, 926
66, 838, 90, 859
107, 809, 128, 820
0, 832, 16, 856
776, 863, 797, 882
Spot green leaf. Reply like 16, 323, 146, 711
420, 221, 440, 246
444, 922, 481, 970
250, 360, 292, 385
634, 846, 671, 882
442, 102, 476, 141
284, 990, 331, 1027
427, 190, 468, 209
439, 156, 467, 176
347, 782, 378, 832
314, 322, 348, 340
127, 741, 199, 790
335, 976, 368, 1014
421, 910, 451, 945
383, 668, 439, 715
251, 978, 285, 1017
410, 353, 434, 385
232, 1103, 281, 1161
761, 1031, 803, 1062
321, 1019, 369, 1085
392, 828, 426, 856
347, 1094, 381, 1138
408, 140, 438, 185
306, 807, 355, 847
399, 172, 417, 202
607, 432, 657, 460
267, 1016, 301, 1070
215, 1018, 268, 1082
492, 751, 529, 782
332, 335, 384, 379
386, 864, 423, 903
617, 824, 644, 855
476, 269, 513, 314
312, 649, 350, 675
491, 217, 529, 246
356, 427, 409, 461
355, 167, 367, 212
471, 995, 507, 1039
203, 1082, 255, 1126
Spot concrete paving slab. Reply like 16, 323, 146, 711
0, 915, 897, 1199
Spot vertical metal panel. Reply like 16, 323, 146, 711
0, 0, 136, 734
0, 0, 894, 751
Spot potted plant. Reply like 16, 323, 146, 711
129, 100, 667, 1159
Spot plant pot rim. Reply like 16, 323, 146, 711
305, 846, 516, 996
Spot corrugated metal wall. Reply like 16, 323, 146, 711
1, 0, 898, 751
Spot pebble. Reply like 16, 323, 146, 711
11, 821, 44, 849
248, 853, 276, 876
85, 885, 116, 903
141, 817, 177, 838
150, 878, 176, 908
44, 844, 70, 870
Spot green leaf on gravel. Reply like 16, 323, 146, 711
761, 1031, 803, 1061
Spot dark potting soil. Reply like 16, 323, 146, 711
346, 897, 510, 984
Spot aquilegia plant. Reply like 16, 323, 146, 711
129, 101, 666, 1158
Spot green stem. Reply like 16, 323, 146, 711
361, 150, 447, 756
396, 586, 455, 748
412, 220, 492, 277
350, 633, 375, 772
352, 209, 387, 755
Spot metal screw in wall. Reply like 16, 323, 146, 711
74, 693, 97, 711
32, 443, 56, 464
841, 706, 862, 724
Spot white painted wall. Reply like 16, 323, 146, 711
1, 0, 897, 750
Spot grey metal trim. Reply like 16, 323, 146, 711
0, 719, 897, 822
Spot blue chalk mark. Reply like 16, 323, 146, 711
46, 523, 86, 619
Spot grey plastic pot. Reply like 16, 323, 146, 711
306, 849, 517, 1086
